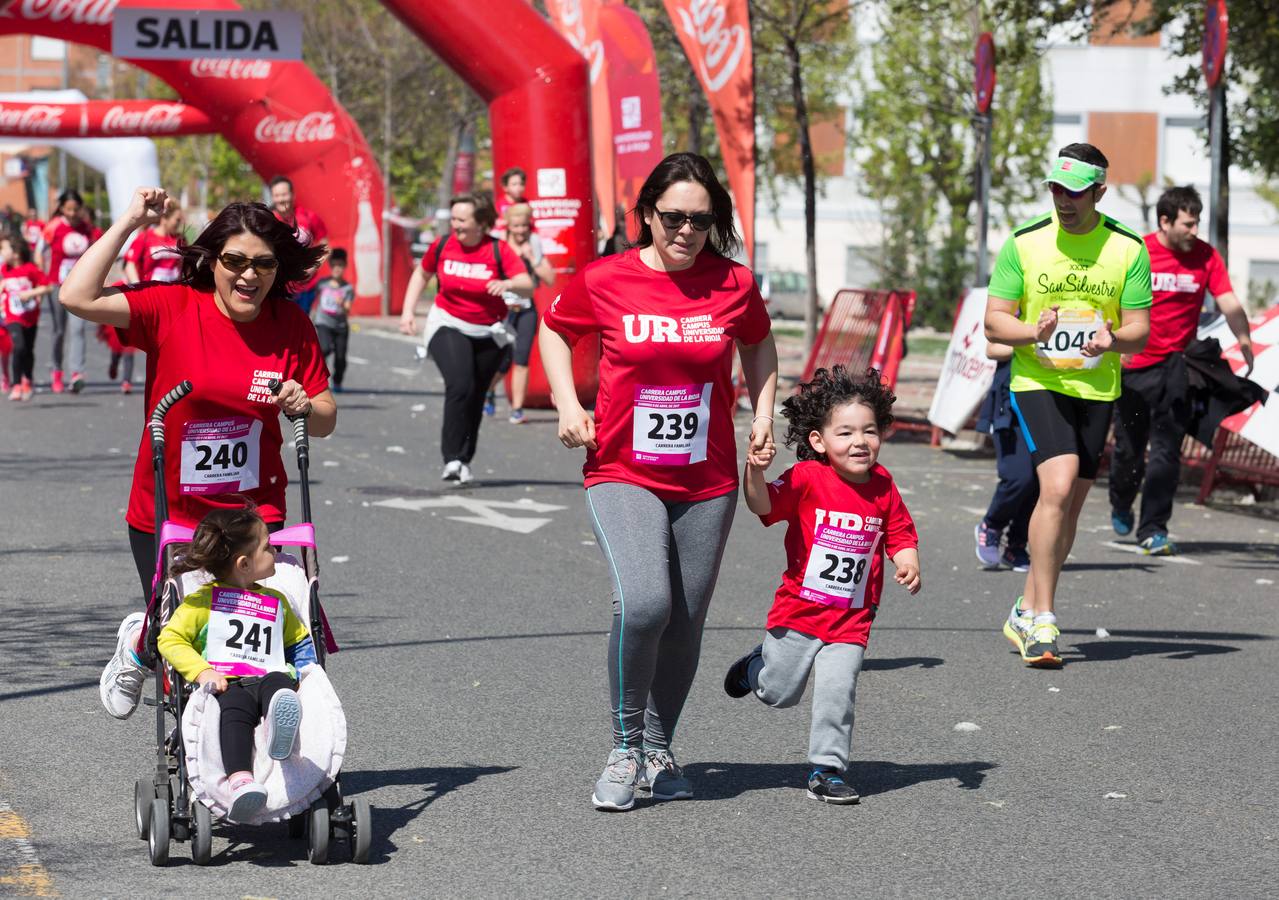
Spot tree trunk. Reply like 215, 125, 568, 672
436, 121, 462, 226
788, 37, 819, 351
687, 88, 707, 156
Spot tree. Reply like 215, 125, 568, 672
853, 0, 1063, 329
752, 1, 857, 349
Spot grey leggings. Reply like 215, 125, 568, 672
585, 482, 737, 751
44, 287, 86, 373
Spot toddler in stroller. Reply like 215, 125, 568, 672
157, 504, 315, 823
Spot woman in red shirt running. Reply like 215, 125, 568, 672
43, 189, 100, 393
540, 152, 779, 811
399, 194, 533, 484
59, 187, 335, 721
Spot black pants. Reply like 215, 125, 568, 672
216, 672, 297, 774
315, 324, 348, 387
983, 424, 1039, 549
128, 522, 285, 608
1109, 357, 1190, 541
6, 323, 35, 382
429, 326, 506, 464
44, 291, 66, 370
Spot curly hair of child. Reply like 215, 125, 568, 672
170, 503, 264, 581
780, 366, 896, 461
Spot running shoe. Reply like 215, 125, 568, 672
1001, 545, 1030, 573
0, 373, 9, 394
99, 612, 149, 719
19, 377, 31, 401
637, 748, 693, 800
974, 521, 1003, 568
509, 408, 526, 424
441, 460, 462, 481
806, 769, 860, 805
483, 392, 496, 416
591, 748, 642, 811
227, 776, 268, 823
1023, 620, 1063, 668
69, 371, 85, 393
121, 380, 133, 395
264, 690, 302, 760
456, 463, 473, 485
1139, 533, 1177, 556
1002, 598, 1033, 655
1111, 508, 1134, 536
7, 383, 19, 401
724, 644, 763, 698
50, 369, 64, 393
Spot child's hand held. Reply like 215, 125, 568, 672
195, 668, 229, 692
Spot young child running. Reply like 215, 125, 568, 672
2, 232, 53, 401
157, 505, 316, 822
724, 365, 921, 805
312, 248, 353, 392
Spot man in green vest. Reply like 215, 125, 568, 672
984, 143, 1152, 668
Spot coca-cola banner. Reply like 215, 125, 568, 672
0, 99, 214, 137
0, 0, 413, 313
598, 3, 663, 238
543, 0, 617, 237
662, 0, 755, 264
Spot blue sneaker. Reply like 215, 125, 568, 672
1111, 509, 1134, 536
1139, 533, 1177, 556
483, 392, 496, 417
806, 769, 859, 805
974, 521, 1002, 569
1001, 545, 1030, 573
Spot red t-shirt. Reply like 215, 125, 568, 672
1128, 234, 1233, 369
21, 219, 43, 250
124, 228, 183, 283
1, 262, 48, 327
543, 248, 772, 502
116, 284, 329, 532
275, 205, 328, 291
43, 217, 100, 284
759, 461, 918, 645
421, 236, 525, 326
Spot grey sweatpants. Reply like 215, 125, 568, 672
44, 288, 87, 373
749, 627, 866, 771
586, 482, 736, 751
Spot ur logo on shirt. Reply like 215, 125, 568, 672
442, 259, 494, 280
814, 508, 869, 531
1152, 272, 1200, 294
623, 314, 681, 343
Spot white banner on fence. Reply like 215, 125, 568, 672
1198, 305, 1279, 458
927, 288, 998, 434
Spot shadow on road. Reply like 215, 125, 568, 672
1065, 639, 1240, 662
685, 759, 994, 800
862, 656, 943, 671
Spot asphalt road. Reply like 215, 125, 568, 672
1, 323, 1276, 898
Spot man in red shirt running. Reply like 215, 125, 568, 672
1109, 185, 1254, 555
269, 175, 328, 314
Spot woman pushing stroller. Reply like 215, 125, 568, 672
157, 504, 317, 823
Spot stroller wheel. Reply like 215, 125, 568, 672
147, 799, 170, 866
134, 778, 153, 840
191, 802, 213, 866
350, 797, 372, 864
307, 799, 330, 865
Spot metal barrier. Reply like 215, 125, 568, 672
800, 289, 916, 388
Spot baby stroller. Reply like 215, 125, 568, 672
132, 379, 371, 866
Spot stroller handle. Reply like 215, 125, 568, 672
148, 380, 193, 461
266, 378, 310, 464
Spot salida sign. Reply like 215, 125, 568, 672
112, 7, 302, 61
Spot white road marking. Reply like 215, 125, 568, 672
390, 367, 420, 377
361, 329, 422, 346
374, 496, 568, 534
1101, 541, 1201, 566
961, 507, 987, 516
347, 355, 370, 365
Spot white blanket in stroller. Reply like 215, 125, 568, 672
173, 556, 347, 823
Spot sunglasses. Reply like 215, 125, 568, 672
654, 209, 715, 232
218, 252, 280, 274
1049, 183, 1092, 200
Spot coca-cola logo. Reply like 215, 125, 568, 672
0, 0, 119, 25
101, 103, 185, 135
189, 58, 273, 80
0, 103, 64, 135
675, 0, 748, 93
253, 112, 335, 144
551, 0, 604, 84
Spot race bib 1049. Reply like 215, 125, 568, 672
1034, 308, 1104, 370
799, 524, 881, 609
632, 383, 712, 465
205, 586, 287, 677
179, 417, 263, 495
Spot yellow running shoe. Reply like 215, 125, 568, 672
1023, 620, 1063, 668
1002, 598, 1032, 654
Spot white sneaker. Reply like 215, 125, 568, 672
441, 460, 462, 481
99, 612, 148, 720
264, 690, 302, 760
456, 463, 473, 485
227, 777, 268, 823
